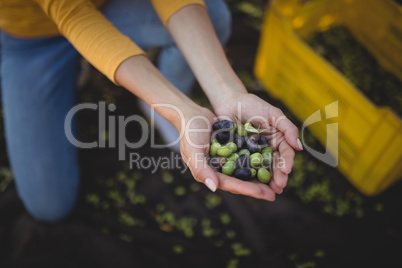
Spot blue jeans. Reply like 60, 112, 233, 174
0, 0, 231, 222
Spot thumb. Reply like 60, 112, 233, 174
201, 165, 220, 192
187, 153, 219, 192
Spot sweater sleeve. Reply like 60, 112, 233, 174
35, 0, 145, 84
150, 0, 206, 26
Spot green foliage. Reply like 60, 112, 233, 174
306, 26, 402, 117
231, 242, 251, 257
161, 170, 174, 184
118, 212, 145, 227
174, 185, 187, 196
119, 233, 134, 242
227, 0, 266, 31
204, 193, 223, 209
288, 151, 367, 218
173, 244, 184, 254
227, 258, 239, 268
0, 168, 13, 192
82, 163, 253, 263
288, 252, 318, 268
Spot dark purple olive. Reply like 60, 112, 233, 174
234, 168, 252, 181
247, 139, 259, 154
215, 132, 230, 144
235, 154, 249, 169
234, 135, 245, 149
213, 120, 235, 131
258, 136, 269, 146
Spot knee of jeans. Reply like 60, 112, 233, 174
208, 1, 232, 45
22, 189, 78, 223
26, 197, 77, 223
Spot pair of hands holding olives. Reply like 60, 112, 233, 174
178, 92, 303, 201
117, 5, 303, 202
117, 56, 302, 202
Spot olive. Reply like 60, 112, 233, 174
234, 135, 245, 149
215, 132, 230, 144
250, 153, 263, 167
222, 161, 235, 176
226, 142, 238, 153
228, 153, 239, 162
258, 136, 269, 145
213, 120, 236, 132
246, 139, 259, 154
229, 124, 237, 135
237, 123, 245, 136
238, 149, 250, 156
234, 168, 252, 181
210, 156, 227, 169
209, 121, 274, 184
262, 151, 272, 166
210, 142, 221, 157
250, 168, 257, 179
262, 147, 273, 155
257, 168, 271, 183
217, 146, 232, 157
235, 154, 249, 169
213, 120, 231, 130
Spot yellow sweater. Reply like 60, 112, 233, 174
0, 0, 205, 83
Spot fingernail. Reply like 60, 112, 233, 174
297, 138, 303, 150
205, 178, 217, 192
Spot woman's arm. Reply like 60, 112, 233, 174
166, 5, 303, 194
35, 0, 144, 83
166, 5, 246, 107
115, 55, 194, 130
115, 55, 277, 201
115, 55, 232, 196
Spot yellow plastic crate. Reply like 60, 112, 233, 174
254, 0, 402, 196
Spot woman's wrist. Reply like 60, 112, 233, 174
208, 82, 248, 113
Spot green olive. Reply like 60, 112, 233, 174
226, 142, 238, 153
257, 168, 271, 184
210, 142, 221, 157
250, 168, 257, 179
228, 153, 239, 162
237, 123, 245, 136
229, 123, 237, 135
257, 145, 263, 153
238, 149, 250, 156
250, 153, 263, 167
262, 152, 272, 166
262, 147, 273, 155
222, 161, 235, 176
262, 147, 273, 166
211, 138, 219, 144
217, 146, 232, 157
